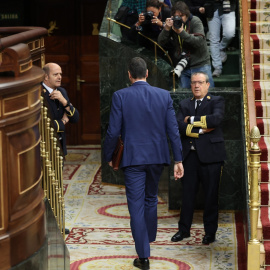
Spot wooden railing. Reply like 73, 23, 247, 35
240, 0, 261, 269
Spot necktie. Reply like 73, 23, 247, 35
195, 100, 201, 115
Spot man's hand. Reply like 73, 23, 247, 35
184, 116, 190, 123
172, 23, 184, 34
164, 17, 173, 31
199, 7, 205, 14
174, 162, 184, 180
62, 113, 69, 125
108, 161, 112, 167
202, 128, 215, 133
50, 90, 68, 106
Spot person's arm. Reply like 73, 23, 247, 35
103, 92, 123, 163
165, 94, 184, 180
193, 96, 225, 130
178, 17, 205, 48
176, 101, 201, 138
157, 17, 173, 46
184, 0, 201, 14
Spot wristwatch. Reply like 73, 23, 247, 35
63, 102, 70, 108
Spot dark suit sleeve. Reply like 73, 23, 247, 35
193, 96, 225, 129
166, 94, 183, 162
103, 92, 123, 162
59, 88, 79, 124
177, 101, 200, 138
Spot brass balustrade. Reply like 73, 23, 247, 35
40, 96, 66, 238
240, 0, 262, 268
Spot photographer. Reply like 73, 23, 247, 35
184, 0, 208, 34
132, 0, 171, 49
158, 1, 214, 88
117, 0, 146, 42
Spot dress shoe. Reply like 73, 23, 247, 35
171, 230, 190, 242
133, 258, 150, 270
202, 234, 215, 244
65, 228, 70, 235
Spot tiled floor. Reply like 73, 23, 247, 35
63, 146, 244, 270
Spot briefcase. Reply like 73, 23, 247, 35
112, 136, 124, 171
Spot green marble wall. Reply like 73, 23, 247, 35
99, 7, 247, 210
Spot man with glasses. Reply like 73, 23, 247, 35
158, 1, 214, 88
171, 71, 226, 245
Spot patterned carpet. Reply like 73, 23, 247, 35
63, 146, 245, 270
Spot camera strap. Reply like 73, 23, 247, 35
177, 25, 186, 51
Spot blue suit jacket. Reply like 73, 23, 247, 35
103, 81, 183, 168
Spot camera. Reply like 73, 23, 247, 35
172, 16, 184, 29
142, 11, 154, 22
171, 52, 189, 79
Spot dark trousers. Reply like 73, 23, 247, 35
123, 164, 164, 258
179, 151, 223, 235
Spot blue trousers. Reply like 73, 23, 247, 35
123, 164, 164, 258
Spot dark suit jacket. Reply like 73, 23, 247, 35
42, 85, 79, 155
177, 93, 226, 163
103, 81, 183, 168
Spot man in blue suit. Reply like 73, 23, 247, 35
103, 57, 184, 270
171, 71, 226, 245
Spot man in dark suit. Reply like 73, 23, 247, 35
42, 63, 79, 156
103, 57, 184, 270
171, 71, 226, 245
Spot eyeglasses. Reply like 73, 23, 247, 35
191, 81, 206, 85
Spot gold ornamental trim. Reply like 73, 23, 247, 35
20, 60, 32, 73
18, 137, 42, 194
193, 116, 207, 129
186, 124, 199, 138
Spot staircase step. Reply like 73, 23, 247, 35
257, 118, 270, 136
213, 74, 240, 87
252, 50, 270, 65
253, 64, 270, 80
249, 10, 270, 22
250, 22, 270, 34
261, 206, 270, 239
251, 34, 270, 50
254, 81, 270, 100
261, 163, 270, 183
222, 50, 240, 75
255, 101, 270, 117
260, 183, 269, 205
248, 0, 270, 9
259, 136, 269, 161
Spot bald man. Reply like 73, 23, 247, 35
42, 63, 79, 156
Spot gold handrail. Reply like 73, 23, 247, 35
105, 16, 176, 91
240, 0, 262, 268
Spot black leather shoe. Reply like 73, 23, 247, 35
133, 258, 150, 270
202, 234, 215, 244
171, 230, 190, 242
65, 228, 70, 235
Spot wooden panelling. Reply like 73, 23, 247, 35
3, 93, 28, 115
0, 66, 45, 269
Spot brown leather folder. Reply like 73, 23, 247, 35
112, 136, 124, 171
